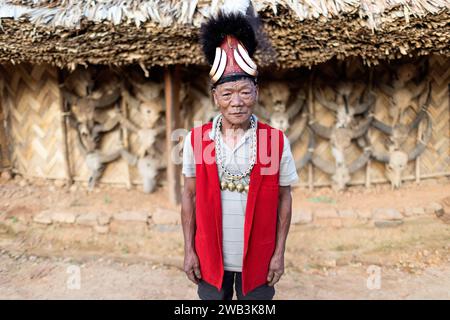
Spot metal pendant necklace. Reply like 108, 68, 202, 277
215, 115, 257, 193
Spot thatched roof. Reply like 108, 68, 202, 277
0, 0, 449, 69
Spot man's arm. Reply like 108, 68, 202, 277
267, 185, 292, 286
181, 177, 202, 284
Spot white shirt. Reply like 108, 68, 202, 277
182, 114, 298, 272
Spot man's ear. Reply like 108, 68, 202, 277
212, 89, 218, 106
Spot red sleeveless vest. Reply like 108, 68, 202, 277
191, 120, 284, 295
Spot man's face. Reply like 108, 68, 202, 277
212, 78, 258, 126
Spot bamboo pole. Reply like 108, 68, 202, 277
164, 65, 181, 205
415, 127, 421, 184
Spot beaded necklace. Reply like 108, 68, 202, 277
215, 114, 257, 193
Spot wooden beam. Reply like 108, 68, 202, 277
120, 89, 132, 190
164, 66, 181, 205
58, 71, 73, 185
0, 74, 11, 170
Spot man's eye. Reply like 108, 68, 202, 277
222, 93, 231, 97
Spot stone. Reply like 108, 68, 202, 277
374, 220, 404, 228
0, 171, 13, 181
109, 221, 148, 235
94, 225, 109, 234
33, 212, 52, 225
424, 206, 434, 215
152, 208, 180, 225
403, 208, 414, 217
403, 207, 426, 217
426, 202, 444, 216
291, 209, 313, 225
54, 180, 66, 188
113, 211, 148, 223
356, 209, 372, 219
435, 207, 445, 218
314, 208, 339, 219
69, 185, 78, 193
323, 259, 337, 268
19, 180, 27, 188
372, 208, 403, 221
76, 212, 98, 226
52, 211, 77, 224
97, 214, 112, 226
314, 218, 343, 228
338, 209, 357, 218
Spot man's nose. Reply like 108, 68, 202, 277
230, 92, 243, 107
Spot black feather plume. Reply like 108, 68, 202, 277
200, 11, 258, 65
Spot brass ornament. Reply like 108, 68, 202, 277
235, 183, 244, 193
221, 180, 228, 190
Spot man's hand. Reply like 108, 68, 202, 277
267, 253, 284, 286
184, 249, 202, 284
266, 185, 292, 287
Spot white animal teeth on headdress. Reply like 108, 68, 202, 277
221, 0, 250, 15
209, 47, 222, 77
211, 49, 227, 83
233, 49, 257, 77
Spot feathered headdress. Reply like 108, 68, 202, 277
200, 10, 258, 86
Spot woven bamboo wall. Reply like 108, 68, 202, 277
1, 55, 449, 188
0, 64, 67, 179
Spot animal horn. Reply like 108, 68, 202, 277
408, 113, 432, 161
88, 90, 121, 108
309, 119, 332, 139
353, 90, 375, 115
409, 83, 432, 131
295, 128, 315, 169
351, 114, 374, 139
312, 154, 335, 175
372, 117, 393, 136
314, 87, 339, 112
348, 147, 372, 173
287, 113, 308, 144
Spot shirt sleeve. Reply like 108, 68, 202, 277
279, 133, 299, 186
182, 131, 196, 177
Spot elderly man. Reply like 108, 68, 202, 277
181, 11, 298, 300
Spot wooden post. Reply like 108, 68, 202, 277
120, 89, 132, 190
366, 68, 374, 188
415, 118, 423, 184
164, 66, 181, 205
0, 96, 10, 169
58, 72, 73, 185
308, 72, 314, 191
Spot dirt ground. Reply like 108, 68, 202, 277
1, 176, 450, 299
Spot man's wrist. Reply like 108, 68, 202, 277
184, 244, 196, 253
273, 246, 285, 258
